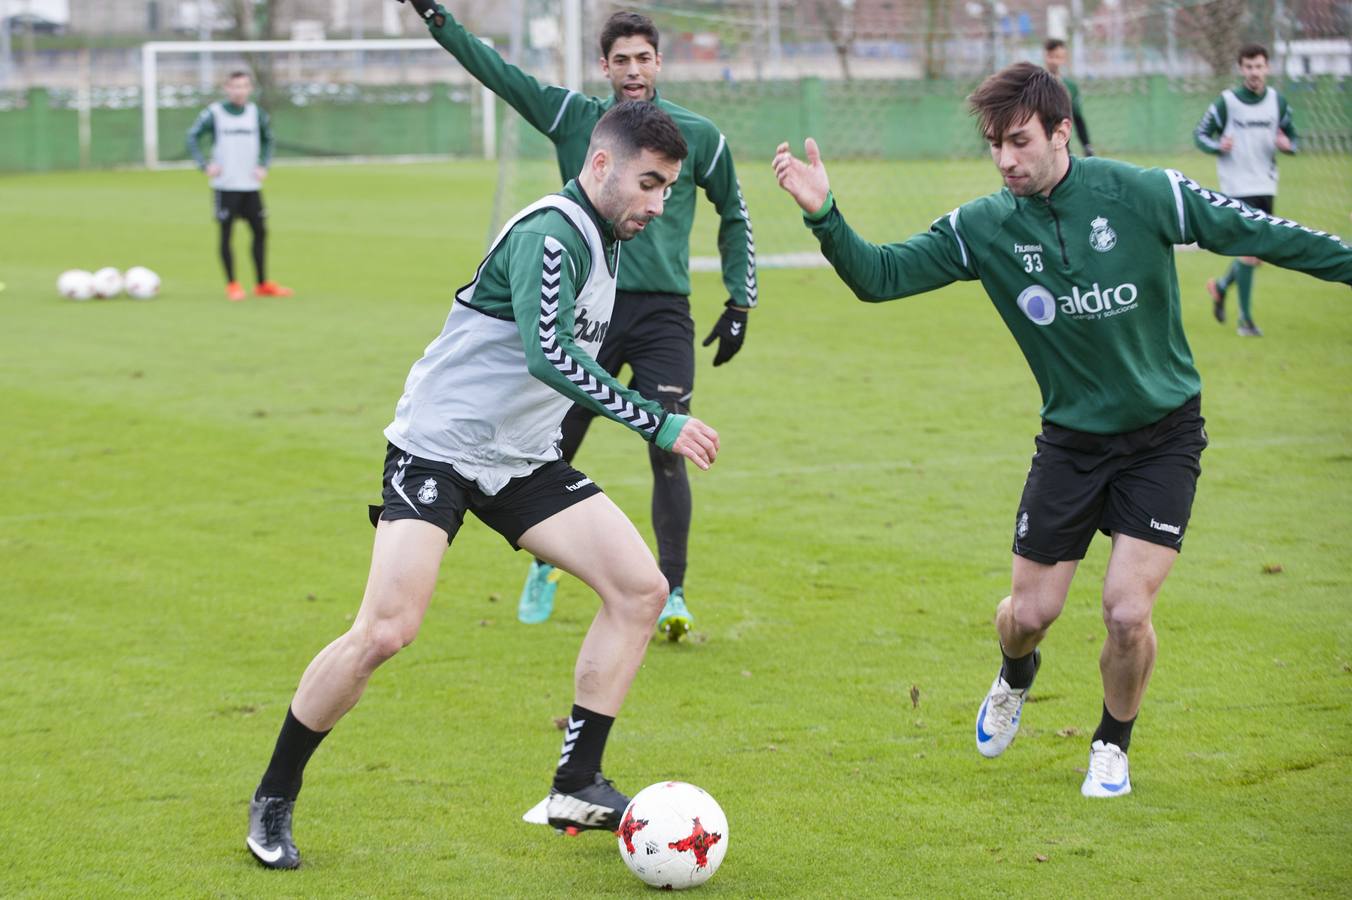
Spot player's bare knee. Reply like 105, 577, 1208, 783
1101, 595, 1153, 643
1009, 595, 1058, 636
354, 618, 416, 669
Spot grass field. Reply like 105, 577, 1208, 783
2, 154, 1350, 897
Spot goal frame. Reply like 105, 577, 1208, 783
139, 38, 498, 169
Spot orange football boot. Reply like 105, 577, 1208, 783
226, 281, 247, 302
254, 281, 294, 297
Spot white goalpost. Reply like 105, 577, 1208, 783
140, 38, 499, 169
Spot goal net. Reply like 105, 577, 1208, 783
483, 0, 1350, 268
140, 37, 499, 168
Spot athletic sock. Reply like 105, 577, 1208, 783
1235, 261, 1256, 324
552, 704, 614, 793
256, 707, 331, 801
1092, 701, 1136, 753
251, 220, 267, 283
1216, 259, 1240, 292
1000, 645, 1038, 690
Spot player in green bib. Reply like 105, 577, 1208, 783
774, 62, 1351, 798
404, 3, 756, 640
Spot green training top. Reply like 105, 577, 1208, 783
424, 5, 757, 306
1060, 75, 1092, 152
805, 156, 1352, 434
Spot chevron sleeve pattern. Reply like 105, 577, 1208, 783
698, 132, 758, 308
511, 231, 671, 444
1165, 169, 1352, 283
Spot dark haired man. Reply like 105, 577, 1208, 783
404, 2, 757, 640
774, 62, 1350, 798
186, 70, 293, 301
1043, 38, 1093, 157
245, 102, 720, 869
1196, 43, 1299, 335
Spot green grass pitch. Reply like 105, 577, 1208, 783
1, 153, 1350, 897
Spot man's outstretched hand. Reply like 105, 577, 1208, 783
773, 138, 831, 216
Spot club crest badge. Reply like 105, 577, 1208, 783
417, 477, 439, 505
1089, 216, 1117, 252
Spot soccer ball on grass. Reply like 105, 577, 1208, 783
57, 269, 96, 300
124, 266, 161, 299
618, 782, 728, 890
91, 267, 124, 298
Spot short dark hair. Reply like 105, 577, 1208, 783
968, 61, 1072, 141
589, 100, 687, 163
600, 11, 659, 59
226, 70, 251, 81
1238, 43, 1269, 63
1043, 38, 1067, 53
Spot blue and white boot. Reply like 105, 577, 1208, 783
517, 560, 560, 624
1081, 740, 1132, 797
975, 649, 1040, 758
656, 586, 692, 642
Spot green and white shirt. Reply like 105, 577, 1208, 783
805, 157, 1351, 434
424, 5, 756, 307
1194, 85, 1298, 197
186, 101, 274, 191
385, 181, 683, 494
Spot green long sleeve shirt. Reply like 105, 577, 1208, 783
806, 156, 1351, 434
424, 6, 757, 307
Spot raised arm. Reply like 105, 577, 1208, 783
1165, 169, 1352, 284
773, 139, 977, 302
413, 3, 583, 139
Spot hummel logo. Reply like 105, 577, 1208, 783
247, 837, 284, 864
1150, 518, 1181, 535
730, 322, 742, 336
565, 478, 593, 493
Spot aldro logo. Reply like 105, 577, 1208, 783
1017, 281, 1140, 325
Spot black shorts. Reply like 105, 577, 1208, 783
214, 190, 265, 223
1236, 195, 1274, 215
1012, 395, 1208, 564
368, 443, 603, 549
578, 291, 696, 414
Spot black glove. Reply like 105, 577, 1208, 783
701, 300, 748, 367
397, 0, 444, 27
1083, 144, 1095, 157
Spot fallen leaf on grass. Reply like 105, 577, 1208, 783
1035, 854, 1049, 863
1057, 727, 1083, 737
552, 717, 568, 730
1262, 563, 1283, 574
910, 685, 921, 709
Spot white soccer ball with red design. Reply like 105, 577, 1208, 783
91, 267, 124, 298
57, 269, 95, 300
617, 781, 728, 890
124, 266, 161, 299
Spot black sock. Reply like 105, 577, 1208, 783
256, 707, 331, 801
219, 220, 236, 282
1000, 645, 1038, 690
1092, 701, 1136, 753
249, 216, 267, 283
552, 704, 614, 793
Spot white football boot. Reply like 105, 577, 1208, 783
1081, 740, 1132, 798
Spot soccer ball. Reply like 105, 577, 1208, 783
57, 269, 96, 301
617, 782, 728, 890
124, 266, 161, 300
91, 267, 124, 298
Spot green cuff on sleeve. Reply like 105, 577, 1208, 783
653, 412, 689, 451
803, 192, 836, 224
